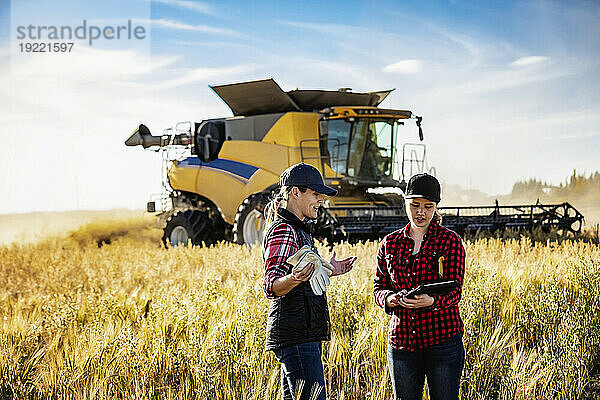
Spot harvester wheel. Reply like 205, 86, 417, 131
233, 194, 269, 247
162, 210, 213, 247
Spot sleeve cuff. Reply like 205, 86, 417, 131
380, 290, 395, 315
264, 275, 281, 299
430, 295, 439, 310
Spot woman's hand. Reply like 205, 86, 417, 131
329, 251, 357, 276
290, 262, 315, 282
271, 263, 314, 297
386, 290, 406, 308
386, 291, 434, 309
398, 293, 434, 308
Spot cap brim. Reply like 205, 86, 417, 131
404, 194, 440, 203
307, 184, 337, 196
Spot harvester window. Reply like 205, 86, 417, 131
325, 119, 351, 175
352, 120, 396, 180
321, 118, 397, 181
371, 120, 395, 175
348, 121, 369, 176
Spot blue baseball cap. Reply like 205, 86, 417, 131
280, 163, 337, 196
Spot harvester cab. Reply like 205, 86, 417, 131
316, 105, 413, 188
125, 78, 584, 247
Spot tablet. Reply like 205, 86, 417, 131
404, 281, 458, 299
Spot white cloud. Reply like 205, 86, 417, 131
280, 20, 355, 35
382, 59, 422, 74
154, 64, 259, 89
510, 56, 550, 67
270, 57, 390, 93
412, 65, 570, 103
145, 18, 239, 36
0, 46, 247, 214
173, 40, 253, 49
2, 46, 179, 85
557, 132, 600, 140
152, 0, 214, 15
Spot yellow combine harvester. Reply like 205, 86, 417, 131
125, 79, 584, 246
125, 78, 425, 246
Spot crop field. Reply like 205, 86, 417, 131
1, 216, 600, 399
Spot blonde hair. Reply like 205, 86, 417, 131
433, 208, 443, 225
264, 186, 308, 226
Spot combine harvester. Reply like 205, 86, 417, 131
125, 79, 584, 246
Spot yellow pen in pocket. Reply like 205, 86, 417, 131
438, 256, 445, 277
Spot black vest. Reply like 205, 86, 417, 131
262, 208, 331, 350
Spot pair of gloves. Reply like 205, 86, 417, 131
287, 245, 334, 296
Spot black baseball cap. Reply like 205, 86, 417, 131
280, 163, 338, 196
404, 173, 441, 203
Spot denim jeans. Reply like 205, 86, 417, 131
387, 334, 465, 400
273, 341, 326, 400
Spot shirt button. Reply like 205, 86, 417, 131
412, 330, 416, 334
411, 316, 415, 320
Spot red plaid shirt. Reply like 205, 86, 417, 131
262, 223, 300, 299
373, 222, 466, 351
262, 209, 317, 299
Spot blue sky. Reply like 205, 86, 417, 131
0, 0, 599, 214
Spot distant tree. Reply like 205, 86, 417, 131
510, 171, 599, 204
511, 178, 546, 198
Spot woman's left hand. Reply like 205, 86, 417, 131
398, 294, 434, 308
329, 251, 357, 276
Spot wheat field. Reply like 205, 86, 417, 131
1, 216, 600, 399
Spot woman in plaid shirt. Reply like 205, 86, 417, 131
373, 173, 466, 400
262, 163, 357, 400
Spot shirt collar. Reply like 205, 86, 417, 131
276, 207, 308, 231
399, 221, 441, 240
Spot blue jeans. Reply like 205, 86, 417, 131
387, 334, 465, 400
273, 342, 326, 400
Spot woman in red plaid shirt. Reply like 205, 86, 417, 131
373, 173, 466, 400
262, 163, 357, 400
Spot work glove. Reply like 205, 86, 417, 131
287, 245, 335, 296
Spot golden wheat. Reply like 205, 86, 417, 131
1, 218, 599, 399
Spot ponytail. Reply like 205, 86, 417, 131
433, 208, 442, 225
264, 185, 308, 227
265, 186, 292, 227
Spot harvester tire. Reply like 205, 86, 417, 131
233, 194, 269, 247
162, 210, 213, 247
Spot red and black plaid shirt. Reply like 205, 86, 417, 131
373, 222, 466, 351
262, 209, 317, 300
